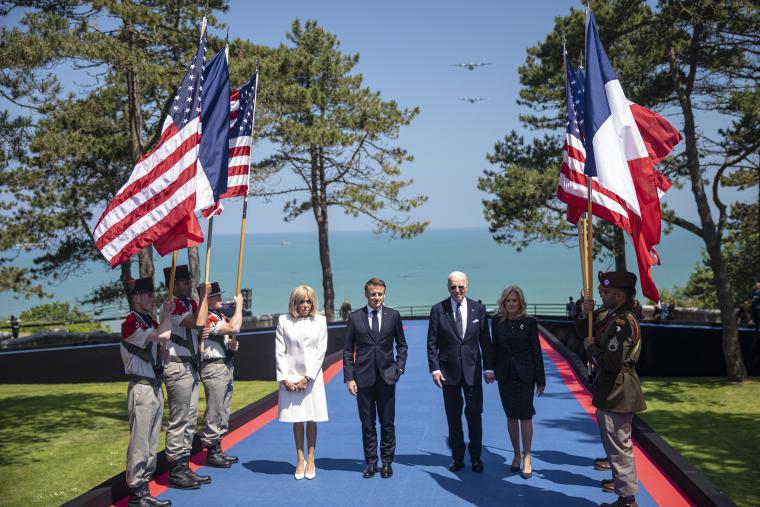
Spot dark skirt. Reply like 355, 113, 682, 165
498, 377, 536, 420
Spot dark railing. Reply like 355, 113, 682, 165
0, 302, 574, 334
379, 303, 571, 318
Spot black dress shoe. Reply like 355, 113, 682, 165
448, 460, 465, 472
602, 478, 615, 493
471, 459, 484, 473
363, 463, 377, 478
381, 463, 393, 478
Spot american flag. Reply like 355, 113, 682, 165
220, 71, 258, 199
93, 30, 207, 268
556, 56, 633, 233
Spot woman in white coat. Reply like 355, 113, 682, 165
276, 285, 329, 480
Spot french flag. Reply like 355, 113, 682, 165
582, 11, 681, 301
198, 46, 231, 218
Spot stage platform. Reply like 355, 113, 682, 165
119, 320, 691, 506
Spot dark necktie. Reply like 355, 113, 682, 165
455, 302, 463, 337
371, 309, 380, 337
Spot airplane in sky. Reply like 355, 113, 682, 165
451, 62, 492, 71
459, 97, 488, 103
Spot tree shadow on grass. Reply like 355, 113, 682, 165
641, 409, 759, 507
0, 392, 126, 465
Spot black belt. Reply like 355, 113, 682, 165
129, 374, 161, 387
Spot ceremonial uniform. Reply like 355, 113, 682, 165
122, 311, 163, 497
199, 282, 238, 467
164, 295, 201, 462
580, 271, 646, 507
120, 277, 171, 507
162, 265, 208, 489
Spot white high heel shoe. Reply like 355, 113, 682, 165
294, 462, 306, 480
305, 461, 316, 480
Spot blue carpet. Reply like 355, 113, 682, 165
159, 320, 659, 506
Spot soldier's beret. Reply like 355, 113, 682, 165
598, 270, 637, 289
126, 277, 154, 295
163, 264, 191, 284
200, 281, 222, 297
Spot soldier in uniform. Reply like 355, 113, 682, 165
162, 265, 211, 489
121, 277, 172, 507
579, 271, 646, 507
199, 282, 243, 467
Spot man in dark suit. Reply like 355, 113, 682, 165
344, 278, 408, 479
427, 271, 494, 472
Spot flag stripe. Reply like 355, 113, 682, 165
95, 155, 198, 249
93, 130, 199, 239
100, 176, 198, 264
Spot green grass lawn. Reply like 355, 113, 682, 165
640, 377, 760, 507
0, 380, 277, 507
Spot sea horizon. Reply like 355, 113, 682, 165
0, 226, 705, 322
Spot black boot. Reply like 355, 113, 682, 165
217, 443, 239, 464
128, 486, 173, 507
182, 456, 212, 484
167, 460, 201, 490
205, 444, 232, 468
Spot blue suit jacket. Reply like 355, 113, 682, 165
427, 297, 494, 386
343, 306, 408, 388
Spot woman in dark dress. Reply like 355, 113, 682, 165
491, 285, 546, 479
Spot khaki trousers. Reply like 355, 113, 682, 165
597, 408, 638, 497
126, 381, 163, 489
164, 361, 199, 462
199, 361, 234, 446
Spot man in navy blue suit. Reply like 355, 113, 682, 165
343, 278, 408, 479
427, 271, 494, 472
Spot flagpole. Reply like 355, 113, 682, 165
583, 7, 594, 339
196, 216, 213, 352
563, 34, 593, 328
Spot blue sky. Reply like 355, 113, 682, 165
1, 1, 744, 238
211, 0, 730, 236
218, 0, 581, 234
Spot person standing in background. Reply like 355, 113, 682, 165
340, 298, 352, 321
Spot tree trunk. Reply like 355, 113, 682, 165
312, 145, 335, 321
668, 45, 746, 381
125, 20, 155, 294
708, 241, 746, 381
187, 246, 201, 301
120, 257, 134, 311
613, 227, 627, 271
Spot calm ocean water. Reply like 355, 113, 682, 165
1, 227, 703, 319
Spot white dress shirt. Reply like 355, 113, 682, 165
366, 304, 383, 331
431, 297, 493, 378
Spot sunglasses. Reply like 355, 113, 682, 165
449, 285, 466, 291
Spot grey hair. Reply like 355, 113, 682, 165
447, 271, 468, 282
